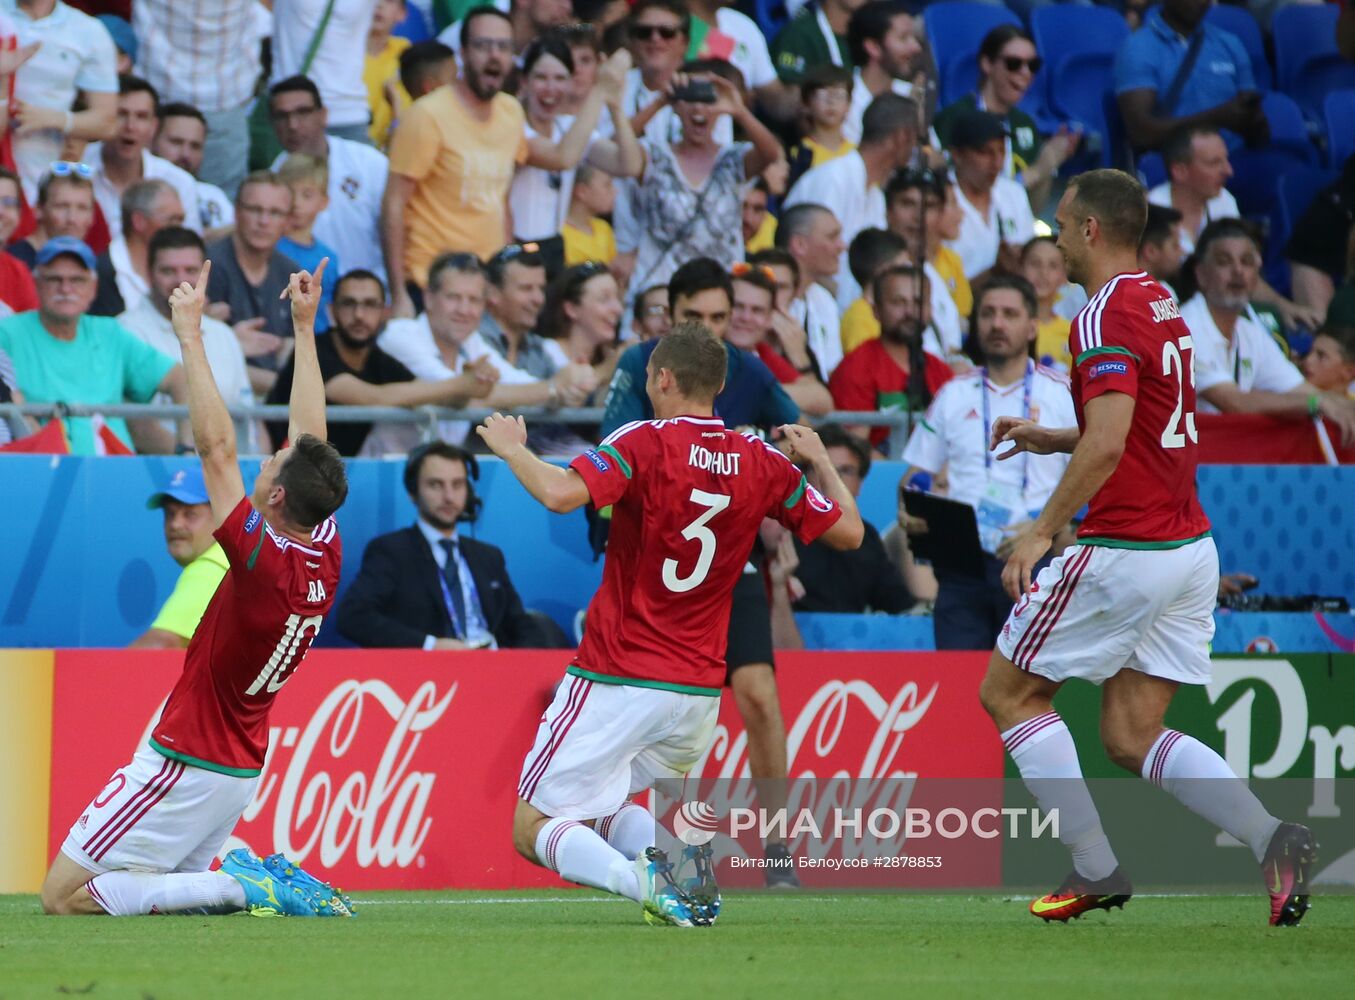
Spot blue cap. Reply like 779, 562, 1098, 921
147, 466, 211, 509
97, 15, 139, 62
36, 236, 96, 271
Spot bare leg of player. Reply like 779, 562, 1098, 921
41, 851, 244, 916
729, 665, 791, 849
512, 798, 644, 901
979, 649, 1121, 884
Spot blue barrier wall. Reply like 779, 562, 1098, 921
2, 457, 1351, 649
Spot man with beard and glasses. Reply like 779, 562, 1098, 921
264, 268, 500, 456
383, 7, 624, 318
901, 275, 1075, 649
338, 441, 544, 651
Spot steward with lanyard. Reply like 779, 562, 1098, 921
901, 276, 1077, 649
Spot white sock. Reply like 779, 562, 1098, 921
87, 871, 246, 916
597, 803, 654, 860
1142, 729, 1282, 861
535, 817, 641, 902
1003, 711, 1120, 881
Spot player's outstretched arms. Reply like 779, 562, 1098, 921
777, 424, 864, 550
169, 261, 246, 527
282, 258, 329, 445
991, 415, 1080, 458
476, 413, 592, 513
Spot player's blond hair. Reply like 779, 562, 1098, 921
1067, 169, 1148, 250
651, 324, 727, 403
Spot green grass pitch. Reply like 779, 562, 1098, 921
2, 891, 1352, 998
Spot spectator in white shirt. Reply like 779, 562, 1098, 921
843, 0, 924, 145
268, 75, 390, 281
377, 251, 596, 443
1181, 219, 1355, 443
784, 92, 920, 309
118, 226, 253, 449
87, 76, 201, 240
270, 0, 381, 145
901, 274, 1075, 649
944, 109, 1034, 282
5, 0, 117, 201
774, 202, 845, 379
90, 178, 184, 316
1147, 126, 1238, 258
132, 0, 260, 196
152, 103, 235, 234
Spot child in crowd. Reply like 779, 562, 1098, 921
1021, 235, 1071, 371
742, 176, 776, 253
365, 0, 412, 149
562, 163, 618, 268
787, 65, 854, 190
276, 155, 340, 334
398, 40, 457, 104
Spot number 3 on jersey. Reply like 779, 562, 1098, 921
662, 489, 731, 593
1161, 334, 1198, 449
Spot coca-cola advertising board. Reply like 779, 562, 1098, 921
47, 650, 999, 890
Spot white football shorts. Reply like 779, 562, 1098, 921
518, 672, 720, 819
997, 536, 1219, 686
61, 744, 258, 875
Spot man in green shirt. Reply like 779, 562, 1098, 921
0, 237, 190, 454
772, 0, 859, 84
129, 465, 229, 649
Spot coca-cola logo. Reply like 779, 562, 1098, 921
143, 680, 456, 871
670, 680, 940, 859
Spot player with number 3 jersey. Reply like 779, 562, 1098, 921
42, 259, 355, 919
477, 324, 864, 928
979, 171, 1315, 929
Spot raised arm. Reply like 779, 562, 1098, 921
168, 261, 246, 527
281, 258, 330, 446
777, 424, 864, 550
476, 413, 592, 513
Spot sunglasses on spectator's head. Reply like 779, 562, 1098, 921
48, 161, 94, 180
894, 166, 949, 193
631, 23, 682, 40
491, 242, 541, 264
1001, 55, 1042, 74
730, 261, 777, 283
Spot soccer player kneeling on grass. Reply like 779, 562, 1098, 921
476, 324, 863, 927
41, 259, 354, 918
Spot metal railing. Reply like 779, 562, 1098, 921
0, 402, 916, 454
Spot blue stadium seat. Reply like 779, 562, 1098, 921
393, 3, 431, 43
1267, 165, 1336, 296
1137, 151, 1166, 189
1323, 90, 1355, 170
923, 2, 1021, 108
1031, 5, 1129, 167
1229, 93, 1318, 223
1272, 4, 1355, 121
1204, 4, 1271, 92
752, 0, 791, 46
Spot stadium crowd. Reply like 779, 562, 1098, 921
2, 0, 1355, 620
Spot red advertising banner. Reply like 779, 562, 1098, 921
48, 650, 999, 890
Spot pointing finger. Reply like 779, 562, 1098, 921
194, 260, 211, 296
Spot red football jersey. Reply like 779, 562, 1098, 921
569, 416, 843, 693
151, 498, 342, 775
1069, 271, 1211, 545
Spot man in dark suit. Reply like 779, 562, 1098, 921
337, 442, 543, 649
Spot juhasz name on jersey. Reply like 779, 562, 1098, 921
1149, 298, 1181, 324
690, 444, 740, 475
